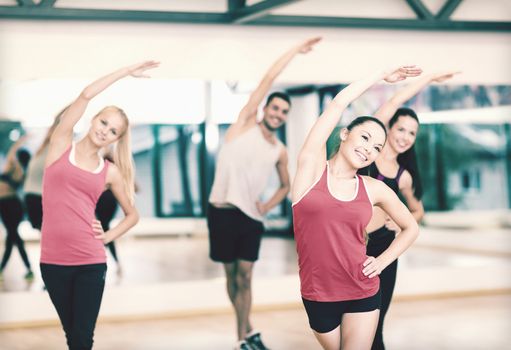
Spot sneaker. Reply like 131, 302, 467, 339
24, 271, 34, 281
246, 332, 270, 350
235, 340, 253, 350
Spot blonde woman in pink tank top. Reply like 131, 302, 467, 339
292, 66, 421, 350
40, 61, 158, 350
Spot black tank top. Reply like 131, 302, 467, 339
0, 172, 23, 190
358, 163, 405, 195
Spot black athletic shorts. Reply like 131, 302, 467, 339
302, 290, 381, 333
207, 204, 264, 263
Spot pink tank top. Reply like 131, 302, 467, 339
40, 145, 109, 265
292, 164, 379, 302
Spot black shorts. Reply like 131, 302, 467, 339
207, 204, 264, 263
302, 290, 381, 333
367, 225, 396, 257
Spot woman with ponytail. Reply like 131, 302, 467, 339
40, 61, 158, 350
360, 71, 459, 350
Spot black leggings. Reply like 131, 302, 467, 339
0, 195, 31, 271
24, 193, 43, 230
366, 226, 397, 350
41, 263, 107, 350
95, 190, 119, 262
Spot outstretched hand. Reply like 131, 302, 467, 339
128, 60, 160, 78
384, 65, 423, 83
431, 70, 461, 83
298, 37, 322, 54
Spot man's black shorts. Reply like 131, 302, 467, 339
207, 204, 264, 263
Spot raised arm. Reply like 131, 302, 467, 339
375, 70, 459, 126
227, 37, 321, 137
47, 61, 159, 165
291, 66, 422, 203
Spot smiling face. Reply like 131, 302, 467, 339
88, 107, 127, 147
387, 115, 419, 154
339, 120, 387, 169
261, 96, 290, 131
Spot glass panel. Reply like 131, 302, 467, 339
159, 124, 202, 217
416, 123, 509, 210
132, 124, 156, 217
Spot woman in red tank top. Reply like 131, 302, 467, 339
40, 61, 158, 350
292, 66, 421, 350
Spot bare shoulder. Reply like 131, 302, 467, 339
362, 175, 392, 203
45, 138, 72, 168
106, 162, 121, 184
224, 118, 257, 143
361, 175, 380, 188
278, 139, 287, 155
398, 169, 413, 190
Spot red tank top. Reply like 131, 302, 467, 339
41, 145, 109, 265
292, 164, 379, 301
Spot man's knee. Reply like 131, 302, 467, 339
236, 270, 252, 290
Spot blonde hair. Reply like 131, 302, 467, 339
96, 106, 136, 204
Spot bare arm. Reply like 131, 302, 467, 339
292, 66, 422, 203
225, 37, 322, 141
375, 70, 459, 126
256, 147, 290, 216
362, 178, 419, 278
46, 61, 160, 166
92, 164, 139, 244
398, 171, 424, 222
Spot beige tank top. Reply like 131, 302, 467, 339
24, 147, 48, 195
209, 125, 284, 221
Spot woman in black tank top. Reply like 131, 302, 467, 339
0, 136, 34, 282
361, 71, 459, 350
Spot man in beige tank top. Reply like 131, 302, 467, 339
208, 37, 321, 350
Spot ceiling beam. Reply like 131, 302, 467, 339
0, 5, 509, 32
0, 7, 230, 23
230, 0, 302, 24
16, 0, 35, 7
38, 0, 57, 8
227, 0, 246, 12
405, 0, 434, 20
251, 15, 511, 32
436, 0, 463, 20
